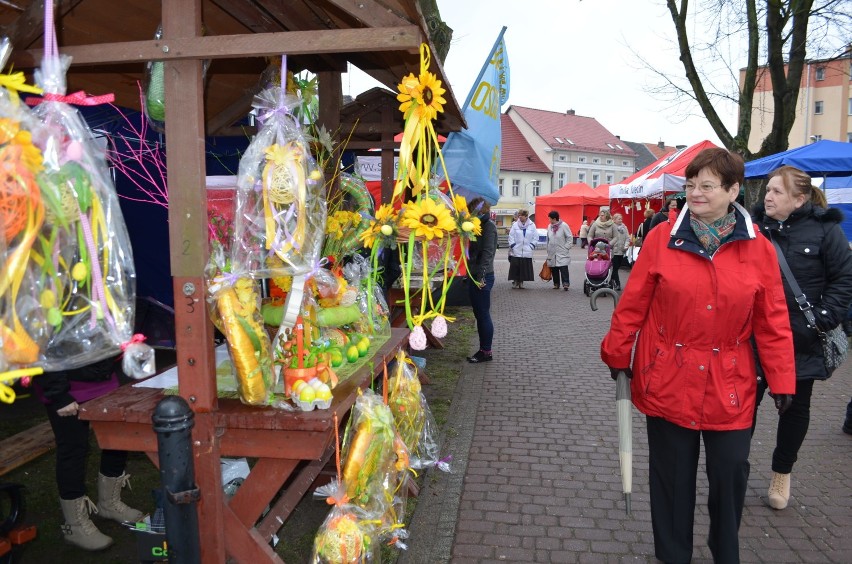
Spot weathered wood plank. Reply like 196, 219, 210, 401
11, 26, 422, 67
0, 421, 55, 476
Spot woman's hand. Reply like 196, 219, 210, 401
773, 394, 793, 415
56, 401, 80, 417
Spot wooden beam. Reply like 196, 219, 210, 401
205, 86, 260, 136
161, 2, 223, 559
315, 0, 411, 28
10, 25, 422, 67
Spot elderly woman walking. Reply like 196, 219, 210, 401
751, 165, 852, 510
507, 209, 537, 288
601, 148, 795, 564
609, 213, 630, 291
545, 210, 573, 290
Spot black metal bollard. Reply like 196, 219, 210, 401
152, 396, 201, 564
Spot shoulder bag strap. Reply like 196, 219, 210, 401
770, 237, 819, 330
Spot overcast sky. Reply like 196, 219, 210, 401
344, 0, 741, 148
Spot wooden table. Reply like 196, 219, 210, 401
80, 328, 408, 562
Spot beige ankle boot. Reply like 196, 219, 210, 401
59, 496, 113, 551
767, 472, 791, 509
97, 473, 145, 524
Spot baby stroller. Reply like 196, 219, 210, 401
583, 237, 613, 296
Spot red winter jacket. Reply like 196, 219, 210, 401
601, 204, 796, 431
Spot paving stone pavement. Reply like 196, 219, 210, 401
401, 245, 851, 564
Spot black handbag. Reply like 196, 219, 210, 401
770, 239, 848, 376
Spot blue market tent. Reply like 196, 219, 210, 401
744, 141, 852, 242
825, 175, 852, 243
744, 140, 852, 178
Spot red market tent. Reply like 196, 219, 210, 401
534, 182, 609, 234
609, 140, 718, 199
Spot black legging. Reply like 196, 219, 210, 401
611, 254, 624, 288
46, 407, 128, 500
753, 377, 815, 474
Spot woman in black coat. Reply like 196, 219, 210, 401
752, 165, 852, 510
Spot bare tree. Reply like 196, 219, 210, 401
658, 0, 850, 160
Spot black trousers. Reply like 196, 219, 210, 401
754, 377, 815, 474
551, 265, 570, 288
611, 254, 624, 288
46, 407, 128, 500
646, 416, 751, 564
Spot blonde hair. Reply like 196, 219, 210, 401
768, 166, 827, 208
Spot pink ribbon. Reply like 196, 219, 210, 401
26, 91, 115, 106
121, 333, 147, 351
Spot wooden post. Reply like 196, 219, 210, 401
317, 71, 342, 198
162, 0, 225, 561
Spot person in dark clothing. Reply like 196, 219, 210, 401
634, 207, 655, 247
648, 196, 682, 231
36, 356, 145, 550
466, 197, 497, 363
751, 165, 852, 510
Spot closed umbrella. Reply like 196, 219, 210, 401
590, 288, 632, 516
615, 370, 632, 516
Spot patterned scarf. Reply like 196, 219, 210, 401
550, 220, 561, 233
690, 209, 736, 255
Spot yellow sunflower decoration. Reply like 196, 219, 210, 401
366, 44, 482, 348
400, 198, 455, 240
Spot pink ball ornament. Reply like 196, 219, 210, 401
430, 315, 447, 338
65, 140, 83, 162
409, 325, 427, 350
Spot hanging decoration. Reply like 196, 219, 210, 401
358, 44, 481, 349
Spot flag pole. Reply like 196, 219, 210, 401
460, 26, 507, 111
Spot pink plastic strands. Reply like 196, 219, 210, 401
77, 204, 116, 332
105, 86, 168, 208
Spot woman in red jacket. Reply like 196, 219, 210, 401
601, 148, 796, 564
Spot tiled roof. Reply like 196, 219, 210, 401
623, 141, 659, 171
501, 114, 551, 173
509, 105, 637, 158
645, 142, 678, 159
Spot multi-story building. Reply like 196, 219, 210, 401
496, 114, 552, 227
742, 47, 852, 152
505, 105, 637, 191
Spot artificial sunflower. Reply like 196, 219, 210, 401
396, 70, 446, 123
400, 198, 455, 240
359, 204, 399, 249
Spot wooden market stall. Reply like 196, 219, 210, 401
3, 1, 464, 561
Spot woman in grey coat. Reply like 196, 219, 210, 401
545, 210, 573, 290
609, 213, 630, 291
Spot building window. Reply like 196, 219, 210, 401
558, 155, 567, 161
578, 156, 587, 163
578, 172, 586, 183
622, 160, 629, 166
606, 174, 614, 184
847, 132, 852, 143
533, 180, 541, 197
811, 134, 823, 142
592, 158, 600, 164
512, 179, 519, 196
592, 173, 600, 187
848, 97, 852, 115
815, 67, 825, 81
606, 159, 614, 165
557, 172, 566, 186
498, 178, 504, 196
621, 175, 628, 181
814, 101, 823, 115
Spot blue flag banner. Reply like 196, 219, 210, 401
440, 27, 509, 205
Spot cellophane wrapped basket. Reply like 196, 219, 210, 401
231, 87, 327, 280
